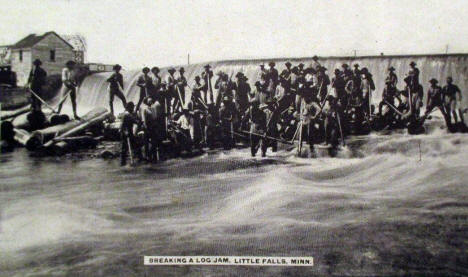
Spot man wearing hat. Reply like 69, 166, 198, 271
173, 67, 188, 112
341, 63, 352, 78
266, 61, 279, 96
120, 101, 140, 166
442, 76, 463, 126
27, 59, 47, 111
241, 97, 267, 157
166, 68, 177, 113
386, 66, 398, 89
298, 63, 305, 77
135, 67, 152, 112
279, 62, 293, 91
215, 71, 234, 108
150, 66, 162, 100
106, 64, 127, 116
332, 69, 346, 112
219, 95, 238, 150
201, 64, 214, 104
259, 64, 268, 80
57, 60, 80, 119
233, 72, 251, 115
408, 61, 420, 86
317, 66, 331, 102
378, 80, 398, 116
424, 78, 445, 118
309, 55, 321, 72
353, 64, 361, 89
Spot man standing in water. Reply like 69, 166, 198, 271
57, 60, 80, 119
27, 59, 47, 112
442, 77, 464, 126
120, 102, 140, 166
107, 64, 127, 116
424, 78, 445, 118
386, 66, 398, 88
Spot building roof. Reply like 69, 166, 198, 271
10, 31, 74, 50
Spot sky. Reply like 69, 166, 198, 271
0, 0, 467, 69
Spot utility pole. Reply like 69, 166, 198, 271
353, 50, 357, 58
187, 53, 190, 65
445, 45, 449, 55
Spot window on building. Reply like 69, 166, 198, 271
50, 50, 56, 62
19, 50, 23, 62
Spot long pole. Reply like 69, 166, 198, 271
336, 112, 345, 146
29, 88, 57, 113
127, 136, 135, 166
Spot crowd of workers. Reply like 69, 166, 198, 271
24, 56, 465, 165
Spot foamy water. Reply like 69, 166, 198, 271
0, 117, 467, 276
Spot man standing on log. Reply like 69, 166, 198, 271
27, 59, 47, 112
166, 68, 177, 114
173, 67, 187, 112
150, 66, 162, 101
201, 64, 214, 105
309, 55, 321, 72
241, 98, 267, 157
135, 67, 152, 112
409, 61, 420, 86
57, 60, 80, 119
107, 64, 127, 116
386, 66, 398, 89
266, 62, 279, 97
424, 79, 445, 118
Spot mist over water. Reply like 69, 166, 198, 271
1, 116, 467, 276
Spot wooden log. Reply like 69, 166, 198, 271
32, 107, 108, 143
13, 128, 43, 151
42, 111, 110, 148
0, 105, 31, 121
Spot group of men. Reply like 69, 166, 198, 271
27, 58, 80, 120
117, 55, 465, 165
25, 56, 464, 165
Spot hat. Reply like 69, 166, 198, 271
312, 55, 319, 61
204, 64, 211, 69
410, 61, 416, 66
168, 68, 176, 73
65, 60, 76, 67
285, 61, 292, 67
334, 68, 341, 74
361, 67, 369, 73
254, 81, 261, 87
195, 75, 200, 80
235, 72, 244, 78
429, 78, 438, 84
298, 63, 304, 68
179, 67, 185, 72
354, 64, 359, 68
388, 66, 395, 71
259, 64, 265, 68
268, 61, 276, 66
447, 76, 453, 82
151, 66, 160, 72
33, 59, 42, 66
113, 64, 122, 70
142, 67, 150, 73
342, 63, 349, 68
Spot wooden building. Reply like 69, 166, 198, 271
10, 31, 84, 86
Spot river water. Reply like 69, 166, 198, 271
1, 116, 467, 276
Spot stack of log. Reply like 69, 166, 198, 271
1, 105, 110, 155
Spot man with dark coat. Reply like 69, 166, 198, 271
120, 102, 140, 166
242, 98, 267, 157
442, 77, 463, 125
135, 67, 152, 112
233, 72, 251, 115
150, 66, 162, 101
386, 66, 398, 88
266, 62, 279, 97
219, 96, 238, 150
27, 59, 47, 111
201, 64, 214, 104
166, 68, 177, 113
